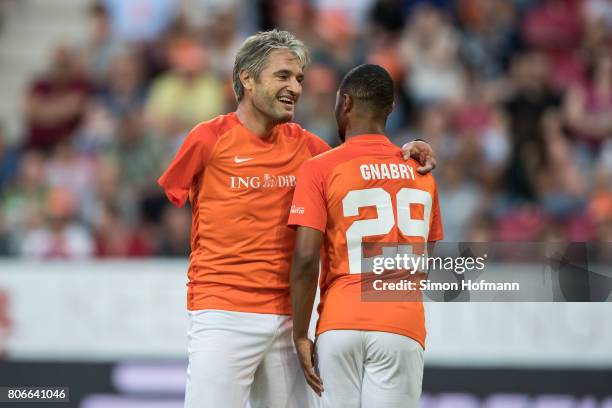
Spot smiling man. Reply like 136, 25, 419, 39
158, 30, 437, 408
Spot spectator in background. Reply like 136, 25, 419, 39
582, 0, 612, 56
97, 48, 148, 117
182, 0, 248, 80
400, 3, 464, 105
182, 0, 239, 29
522, 0, 582, 53
1, 151, 48, 239
451, 69, 509, 188
44, 140, 97, 222
77, 48, 148, 153
364, 1, 408, 131
457, 0, 522, 80
87, 156, 139, 232
522, 0, 584, 89
113, 112, 165, 195
81, 1, 121, 84
368, 0, 406, 36
0, 211, 10, 256
313, 0, 374, 28
0, 121, 17, 255
157, 205, 191, 257
564, 50, 612, 158
397, 102, 490, 240
23, 44, 92, 152
397, 104, 454, 162
0, 124, 19, 193
310, 9, 361, 77
584, 0, 612, 31
464, 213, 496, 242
502, 51, 561, 203
438, 157, 482, 242
294, 63, 339, 146
264, 0, 316, 46
19, 188, 93, 259
532, 111, 585, 219
145, 36, 225, 141
198, 4, 244, 80
93, 204, 152, 257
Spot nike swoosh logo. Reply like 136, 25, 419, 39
234, 156, 254, 163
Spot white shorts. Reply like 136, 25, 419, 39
184, 309, 316, 408
316, 330, 424, 408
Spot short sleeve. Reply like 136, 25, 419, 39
304, 130, 331, 157
157, 123, 217, 207
288, 159, 327, 232
428, 182, 444, 242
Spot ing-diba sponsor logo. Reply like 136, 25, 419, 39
230, 174, 297, 190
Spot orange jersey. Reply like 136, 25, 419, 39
158, 113, 330, 314
288, 134, 443, 348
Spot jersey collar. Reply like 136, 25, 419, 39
345, 134, 392, 145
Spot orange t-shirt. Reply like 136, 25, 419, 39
288, 134, 443, 348
158, 112, 330, 314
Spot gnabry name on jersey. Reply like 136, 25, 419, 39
360, 163, 416, 181
230, 174, 297, 189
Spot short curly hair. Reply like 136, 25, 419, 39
339, 64, 395, 113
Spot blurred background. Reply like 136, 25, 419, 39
0, 0, 610, 407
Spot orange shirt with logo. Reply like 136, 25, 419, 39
158, 112, 330, 314
288, 134, 443, 348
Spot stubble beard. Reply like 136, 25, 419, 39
254, 89, 294, 125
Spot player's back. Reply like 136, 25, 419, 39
305, 134, 443, 347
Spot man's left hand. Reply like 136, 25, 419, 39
401, 140, 437, 174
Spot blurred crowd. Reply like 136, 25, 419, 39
0, 0, 610, 259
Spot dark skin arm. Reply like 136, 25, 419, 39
290, 226, 324, 396
401, 140, 437, 174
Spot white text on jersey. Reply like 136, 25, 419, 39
360, 163, 415, 181
230, 174, 297, 189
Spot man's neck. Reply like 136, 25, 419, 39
344, 119, 386, 141
236, 102, 276, 138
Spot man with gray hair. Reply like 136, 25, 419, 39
158, 29, 436, 408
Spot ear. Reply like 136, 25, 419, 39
239, 69, 254, 95
386, 100, 396, 116
342, 93, 353, 115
